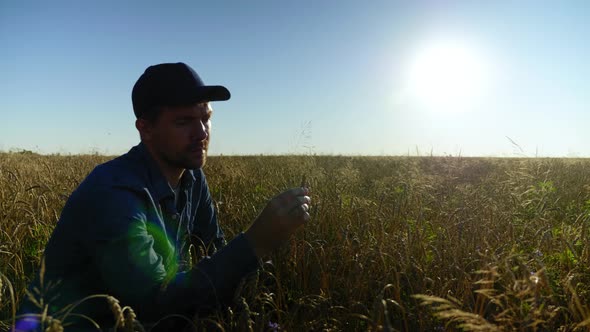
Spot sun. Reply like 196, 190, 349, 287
405, 40, 489, 113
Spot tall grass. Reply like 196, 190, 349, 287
1, 152, 590, 330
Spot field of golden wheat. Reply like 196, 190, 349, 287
1, 152, 590, 331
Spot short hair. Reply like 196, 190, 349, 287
138, 106, 163, 123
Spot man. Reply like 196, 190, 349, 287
18, 63, 311, 330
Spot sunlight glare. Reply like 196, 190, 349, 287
406, 40, 489, 113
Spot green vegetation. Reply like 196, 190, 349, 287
1, 153, 590, 331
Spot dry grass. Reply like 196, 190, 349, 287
1, 152, 590, 331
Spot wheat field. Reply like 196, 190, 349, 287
1, 152, 590, 331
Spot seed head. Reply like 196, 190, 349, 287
0, 276, 3, 304
237, 297, 254, 332
107, 296, 124, 328
123, 307, 137, 332
44, 317, 64, 332
198, 245, 206, 260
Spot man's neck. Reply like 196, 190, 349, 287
144, 144, 185, 188
160, 163, 185, 189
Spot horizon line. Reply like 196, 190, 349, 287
2, 148, 590, 159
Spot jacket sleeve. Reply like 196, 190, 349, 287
90, 188, 259, 320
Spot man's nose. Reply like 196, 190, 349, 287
193, 120, 208, 141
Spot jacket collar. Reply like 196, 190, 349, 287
132, 142, 197, 202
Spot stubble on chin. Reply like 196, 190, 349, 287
161, 149, 203, 171
186, 148, 207, 169
191, 140, 209, 168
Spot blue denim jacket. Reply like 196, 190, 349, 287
19, 142, 259, 328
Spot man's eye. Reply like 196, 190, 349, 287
175, 120, 189, 126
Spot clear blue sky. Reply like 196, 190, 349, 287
1, 1, 589, 157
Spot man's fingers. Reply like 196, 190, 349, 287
277, 187, 310, 201
290, 203, 309, 216
288, 203, 311, 222
273, 187, 309, 206
269, 187, 312, 216
281, 196, 310, 214
299, 203, 310, 213
297, 196, 311, 205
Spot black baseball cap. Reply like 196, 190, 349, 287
132, 62, 230, 118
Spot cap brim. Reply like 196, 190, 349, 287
194, 85, 231, 102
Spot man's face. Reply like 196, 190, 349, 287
143, 102, 212, 170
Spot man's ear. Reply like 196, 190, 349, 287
135, 118, 153, 141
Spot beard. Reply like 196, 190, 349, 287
168, 139, 209, 170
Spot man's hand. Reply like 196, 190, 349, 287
244, 187, 311, 258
